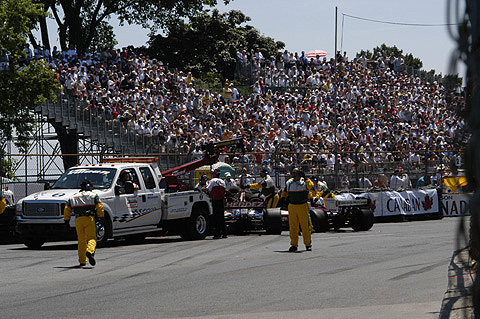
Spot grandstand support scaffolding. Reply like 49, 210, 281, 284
7, 97, 136, 182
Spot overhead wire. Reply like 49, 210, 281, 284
342, 13, 460, 27
340, 12, 461, 54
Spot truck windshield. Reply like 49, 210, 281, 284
52, 168, 117, 190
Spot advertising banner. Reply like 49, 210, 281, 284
349, 189, 439, 217
380, 189, 439, 216
361, 192, 383, 217
441, 193, 472, 216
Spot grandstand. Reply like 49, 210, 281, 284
3, 47, 468, 193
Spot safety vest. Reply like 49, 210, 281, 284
66, 191, 101, 217
284, 179, 309, 205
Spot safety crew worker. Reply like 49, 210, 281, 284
281, 168, 312, 252
313, 183, 336, 206
0, 190, 6, 215
205, 169, 227, 239
246, 168, 279, 208
3, 186, 14, 206
64, 180, 104, 266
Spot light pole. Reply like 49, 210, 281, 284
333, 6, 339, 189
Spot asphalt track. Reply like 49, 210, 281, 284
0, 217, 464, 319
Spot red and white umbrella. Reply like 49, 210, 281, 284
305, 50, 328, 59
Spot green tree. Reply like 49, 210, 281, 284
146, 9, 285, 80
34, 0, 231, 53
403, 53, 423, 70
0, 0, 60, 177
357, 43, 423, 69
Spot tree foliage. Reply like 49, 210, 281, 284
36, 0, 230, 53
146, 9, 285, 80
0, 0, 59, 154
357, 43, 423, 70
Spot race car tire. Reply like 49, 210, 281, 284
182, 209, 209, 240
264, 208, 282, 235
350, 207, 374, 231
333, 213, 346, 231
310, 209, 329, 232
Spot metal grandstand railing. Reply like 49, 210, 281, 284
36, 96, 150, 155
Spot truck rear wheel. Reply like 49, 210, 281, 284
264, 208, 282, 235
22, 238, 45, 249
182, 209, 208, 240
310, 209, 329, 232
350, 207, 374, 231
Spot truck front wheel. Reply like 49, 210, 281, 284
96, 216, 112, 247
22, 238, 45, 249
182, 209, 209, 240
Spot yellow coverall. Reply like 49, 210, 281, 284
281, 178, 313, 248
249, 174, 279, 208
64, 190, 104, 265
0, 191, 6, 215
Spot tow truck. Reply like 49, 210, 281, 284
16, 157, 213, 248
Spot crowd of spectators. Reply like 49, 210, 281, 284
22, 45, 467, 190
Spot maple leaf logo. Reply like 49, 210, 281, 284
422, 194, 433, 210
370, 199, 376, 212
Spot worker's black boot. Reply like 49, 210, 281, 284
86, 251, 96, 266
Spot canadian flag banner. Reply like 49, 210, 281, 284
352, 189, 440, 217
383, 189, 439, 216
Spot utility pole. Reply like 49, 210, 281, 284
333, 6, 339, 189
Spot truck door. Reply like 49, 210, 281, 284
137, 166, 162, 225
113, 168, 142, 230
114, 167, 160, 230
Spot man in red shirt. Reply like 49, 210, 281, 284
205, 169, 227, 239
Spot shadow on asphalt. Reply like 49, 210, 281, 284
8, 243, 77, 251
7, 236, 186, 251
54, 265, 94, 270
274, 250, 305, 253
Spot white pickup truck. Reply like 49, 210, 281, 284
16, 157, 212, 248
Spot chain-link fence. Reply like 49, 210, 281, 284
2, 147, 466, 198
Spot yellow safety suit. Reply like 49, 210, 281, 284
281, 178, 312, 248
64, 190, 104, 265
0, 191, 6, 215
249, 174, 279, 208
